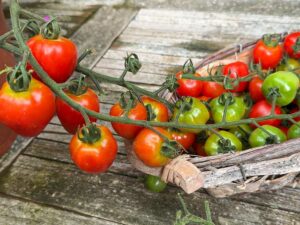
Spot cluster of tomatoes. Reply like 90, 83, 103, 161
108, 32, 300, 172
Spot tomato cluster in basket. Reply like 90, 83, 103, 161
1, 10, 300, 183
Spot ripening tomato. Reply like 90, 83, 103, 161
201, 81, 225, 98
277, 58, 300, 73
249, 76, 264, 102
0, 78, 55, 137
253, 38, 283, 70
141, 96, 169, 122
283, 32, 300, 59
169, 128, 195, 150
27, 34, 77, 83
56, 88, 100, 134
222, 61, 249, 92
133, 127, 171, 167
110, 101, 147, 139
176, 71, 202, 97
249, 100, 282, 127
69, 125, 117, 173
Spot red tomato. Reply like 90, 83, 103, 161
193, 142, 207, 157
201, 81, 225, 98
222, 61, 249, 92
249, 76, 264, 102
253, 39, 283, 70
0, 78, 55, 136
141, 96, 169, 122
133, 127, 171, 167
284, 32, 300, 59
198, 96, 211, 102
169, 129, 195, 150
27, 34, 77, 83
69, 125, 117, 173
279, 126, 289, 135
249, 100, 282, 127
110, 101, 147, 139
56, 88, 100, 134
176, 71, 202, 97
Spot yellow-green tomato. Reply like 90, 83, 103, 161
249, 125, 287, 148
277, 58, 300, 73
287, 122, 300, 139
172, 97, 209, 133
262, 71, 299, 106
204, 131, 242, 156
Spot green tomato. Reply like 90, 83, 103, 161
229, 124, 253, 150
204, 130, 243, 156
262, 71, 299, 106
144, 175, 167, 193
287, 122, 300, 139
249, 125, 287, 148
172, 97, 209, 133
277, 58, 300, 73
210, 93, 246, 125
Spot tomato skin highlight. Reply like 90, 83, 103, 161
176, 71, 202, 97
169, 129, 195, 150
249, 125, 287, 148
222, 61, 249, 92
133, 127, 171, 167
56, 88, 100, 134
27, 34, 77, 83
110, 102, 147, 139
141, 96, 169, 122
249, 100, 282, 127
253, 39, 283, 70
249, 76, 264, 102
0, 78, 55, 137
69, 125, 117, 174
262, 71, 299, 107
284, 32, 300, 59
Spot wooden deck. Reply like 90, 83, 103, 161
1, 1, 300, 224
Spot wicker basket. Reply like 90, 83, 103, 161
125, 34, 300, 198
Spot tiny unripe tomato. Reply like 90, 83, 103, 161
249, 76, 264, 102
204, 131, 242, 156
262, 71, 299, 106
176, 71, 202, 97
172, 97, 209, 133
287, 122, 300, 139
110, 101, 147, 139
249, 125, 287, 148
133, 127, 171, 167
283, 32, 300, 59
169, 128, 195, 150
144, 175, 167, 193
69, 125, 118, 174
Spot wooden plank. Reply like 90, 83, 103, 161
71, 6, 137, 68
0, 194, 121, 225
0, 155, 299, 225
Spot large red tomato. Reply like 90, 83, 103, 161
70, 125, 117, 173
222, 61, 249, 92
27, 34, 77, 83
253, 39, 283, 70
141, 96, 169, 122
176, 71, 202, 97
284, 32, 300, 59
110, 101, 147, 139
56, 88, 100, 134
133, 127, 171, 167
0, 78, 55, 136
249, 100, 282, 127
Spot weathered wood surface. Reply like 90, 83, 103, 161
1, 1, 300, 225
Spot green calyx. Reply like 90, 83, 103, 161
41, 18, 61, 40
78, 124, 101, 144
124, 53, 141, 74
217, 138, 236, 153
265, 135, 279, 145
7, 63, 31, 92
161, 140, 181, 159
145, 104, 157, 121
67, 76, 88, 96
262, 34, 281, 48
164, 74, 179, 92
182, 59, 196, 75
119, 91, 137, 114
266, 87, 281, 102
176, 97, 193, 113
218, 93, 235, 106
292, 37, 300, 53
